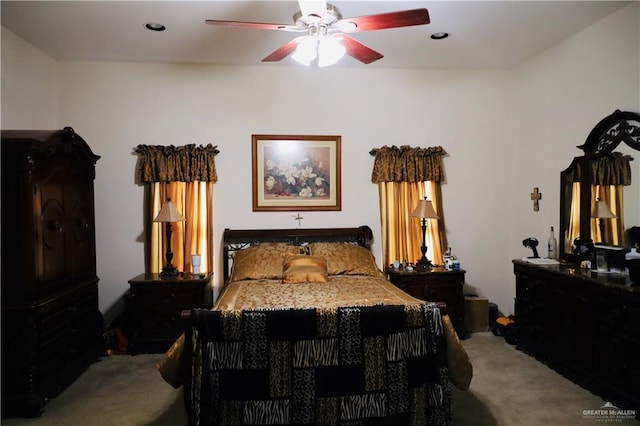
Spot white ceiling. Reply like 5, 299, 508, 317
0, 1, 632, 69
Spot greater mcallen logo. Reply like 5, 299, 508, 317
583, 402, 636, 422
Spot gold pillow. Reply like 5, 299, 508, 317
282, 254, 329, 283
308, 242, 381, 277
230, 243, 300, 281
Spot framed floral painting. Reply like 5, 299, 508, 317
252, 134, 341, 211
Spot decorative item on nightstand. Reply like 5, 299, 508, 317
626, 247, 640, 283
626, 227, 640, 283
153, 198, 186, 278
191, 254, 201, 275
410, 197, 439, 271
522, 237, 540, 258
443, 247, 453, 270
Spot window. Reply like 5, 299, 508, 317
371, 146, 447, 267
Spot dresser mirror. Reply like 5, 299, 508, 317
559, 110, 640, 262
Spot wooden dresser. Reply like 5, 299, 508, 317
1, 128, 102, 417
386, 267, 467, 339
513, 259, 640, 413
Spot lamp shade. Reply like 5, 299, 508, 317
410, 199, 439, 219
153, 199, 186, 223
591, 198, 616, 219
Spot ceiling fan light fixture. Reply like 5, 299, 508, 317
318, 37, 346, 67
292, 36, 318, 66
292, 35, 346, 67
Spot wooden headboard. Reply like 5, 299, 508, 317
222, 226, 374, 283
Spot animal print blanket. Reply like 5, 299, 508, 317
183, 302, 451, 425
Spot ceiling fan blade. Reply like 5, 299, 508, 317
298, 0, 327, 19
333, 34, 383, 64
205, 19, 300, 32
262, 37, 305, 62
336, 8, 430, 32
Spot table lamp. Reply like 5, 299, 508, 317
591, 197, 616, 244
410, 197, 439, 271
153, 198, 186, 277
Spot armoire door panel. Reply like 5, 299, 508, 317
65, 185, 96, 279
35, 167, 67, 289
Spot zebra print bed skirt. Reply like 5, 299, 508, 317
184, 303, 451, 426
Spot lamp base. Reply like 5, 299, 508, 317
415, 257, 433, 272
160, 264, 179, 278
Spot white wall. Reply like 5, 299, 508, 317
509, 2, 640, 264
1, 2, 638, 322
1, 27, 58, 128
53, 62, 510, 319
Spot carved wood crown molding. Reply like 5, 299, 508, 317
577, 109, 640, 159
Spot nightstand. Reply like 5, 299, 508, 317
127, 272, 212, 354
386, 267, 467, 339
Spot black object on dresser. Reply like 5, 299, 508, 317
127, 272, 212, 354
513, 260, 640, 413
1, 128, 102, 417
387, 267, 467, 339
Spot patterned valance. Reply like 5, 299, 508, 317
370, 145, 447, 183
574, 152, 633, 186
135, 144, 219, 183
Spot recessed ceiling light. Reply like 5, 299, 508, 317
145, 22, 166, 32
430, 32, 449, 40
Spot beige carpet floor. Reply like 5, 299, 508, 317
2, 332, 637, 425
450, 333, 638, 425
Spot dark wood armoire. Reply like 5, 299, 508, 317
1, 128, 102, 417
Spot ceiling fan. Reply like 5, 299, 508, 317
205, 0, 430, 66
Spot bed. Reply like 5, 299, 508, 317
158, 226, 472, 426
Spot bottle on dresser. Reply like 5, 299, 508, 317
548, 226, 557, 259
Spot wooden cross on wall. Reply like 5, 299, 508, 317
530, 187, 542, 211
293, 213, 304, 227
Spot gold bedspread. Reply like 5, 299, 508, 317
158, 276, 473, 390
216, 275, 426, 310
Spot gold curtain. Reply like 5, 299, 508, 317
135, 144, 218, 278
567, 152, 631, 249
589, 153, 630, 246
372, 146, 447, 267
567, 182, 581, 252
379, 182, 423, 266
427, 181, 446, 263
148, 182, 214, 275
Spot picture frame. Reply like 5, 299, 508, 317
252, 134, 341, 212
